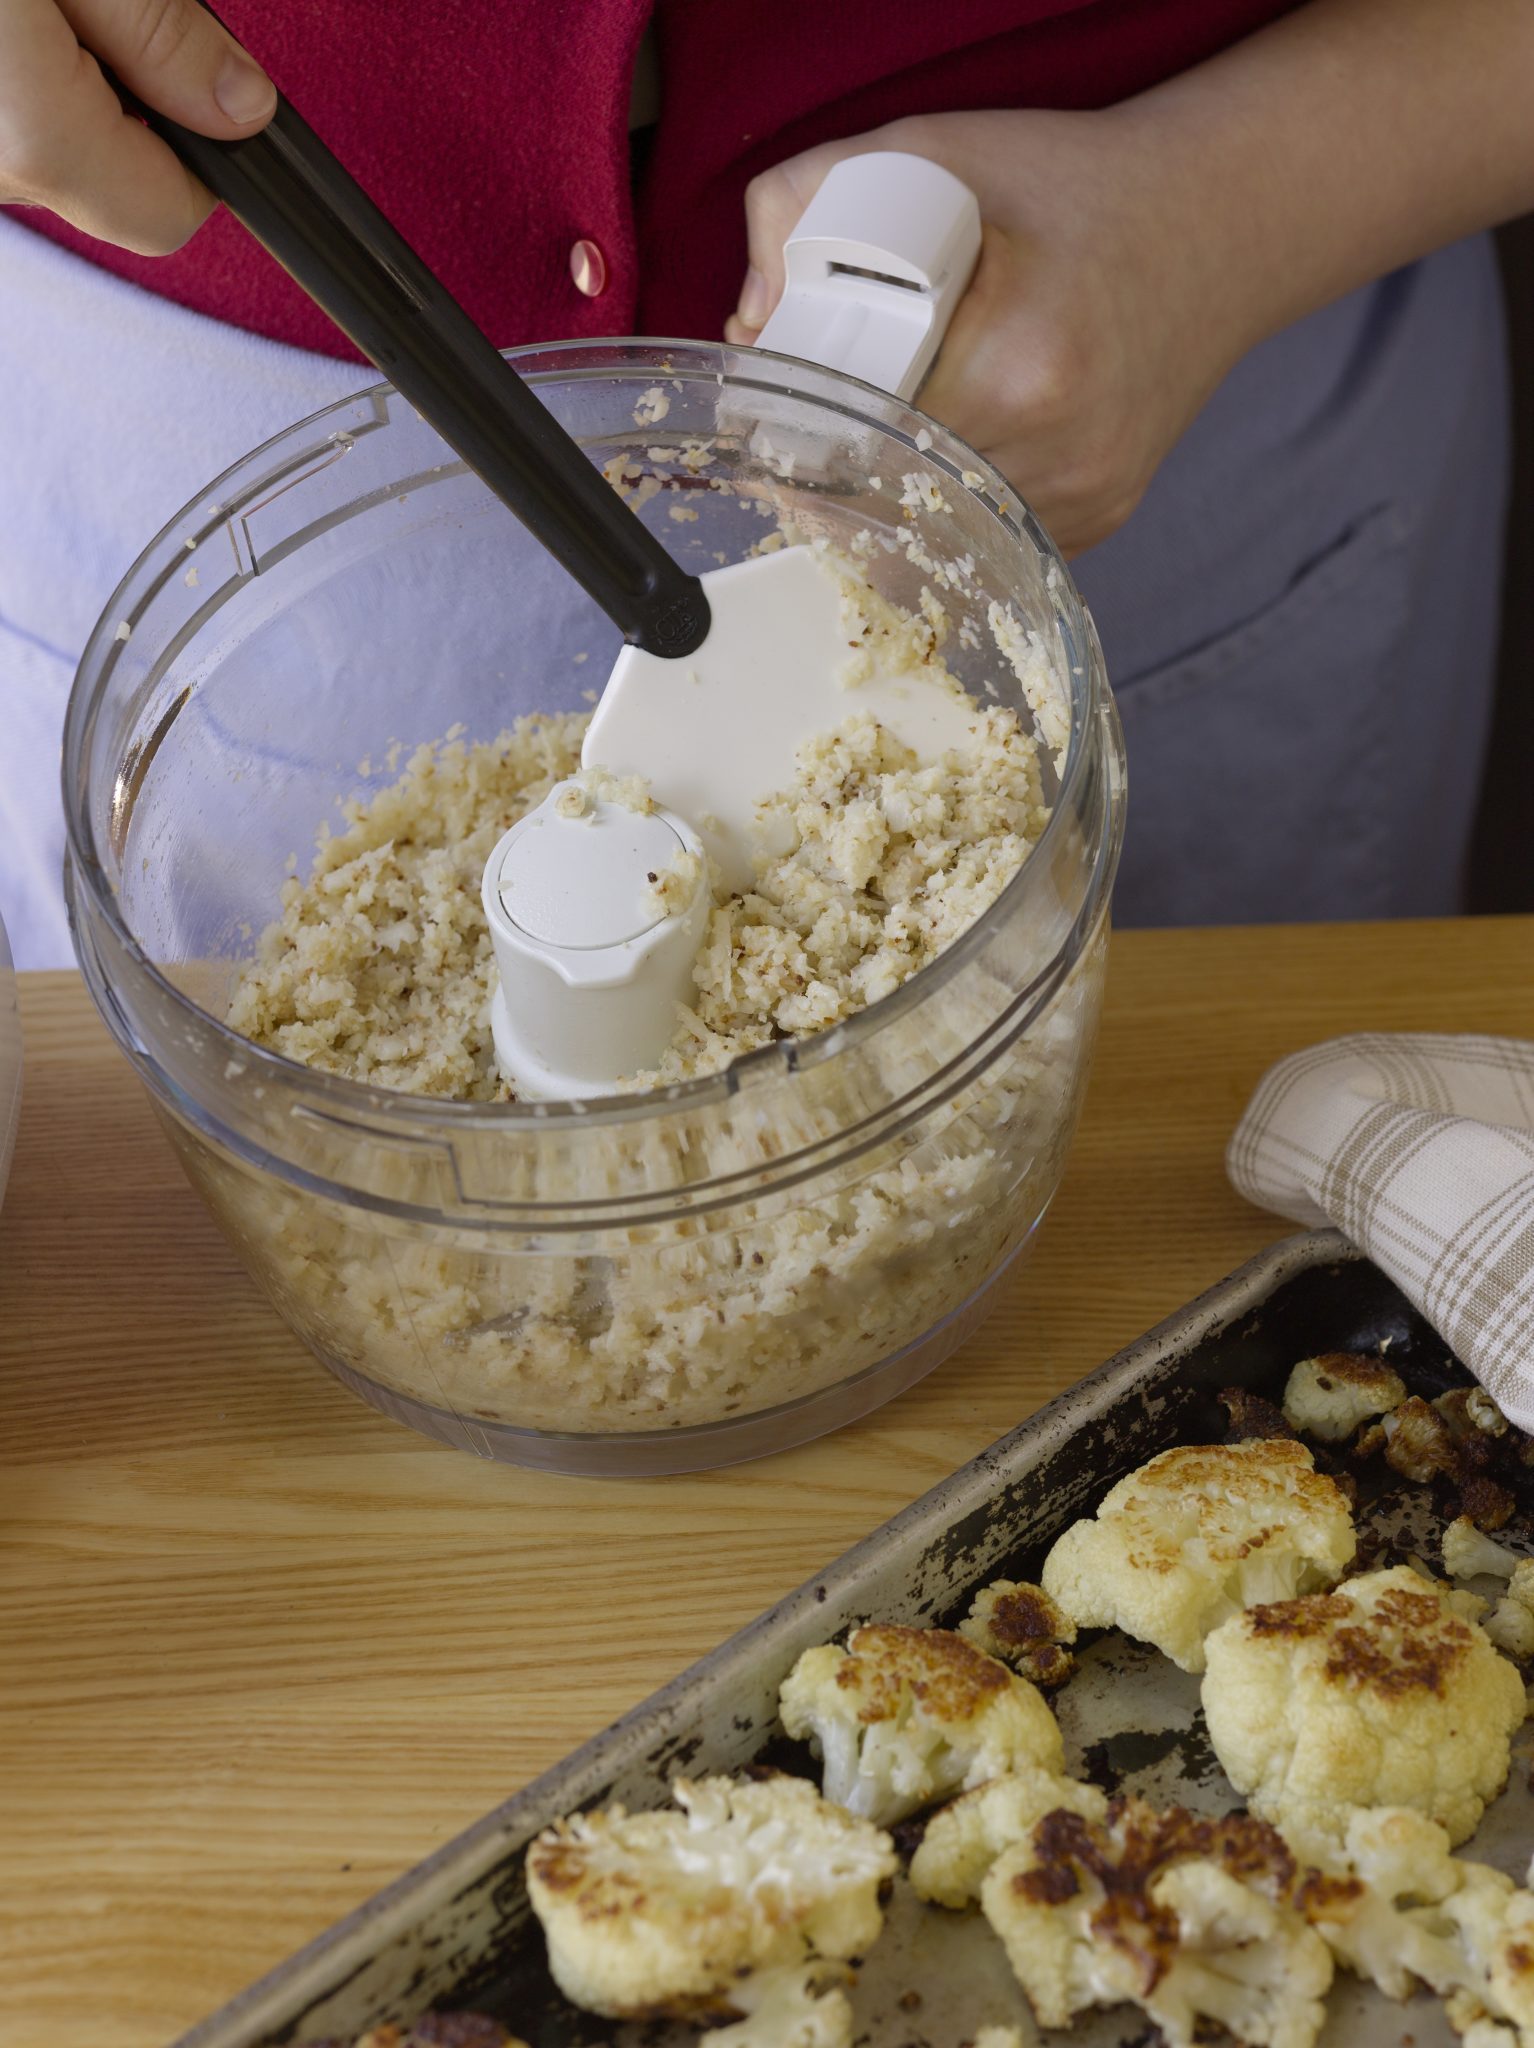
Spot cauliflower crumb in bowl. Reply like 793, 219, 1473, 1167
63, 343, 1124, 1472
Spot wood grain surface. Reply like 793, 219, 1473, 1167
2, 918, 1531, 2047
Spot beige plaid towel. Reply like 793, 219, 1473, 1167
1228, 1035, 1534, 1431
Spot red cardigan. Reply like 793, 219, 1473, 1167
19, 0, 1294, 359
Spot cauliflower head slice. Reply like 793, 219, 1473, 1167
778, 1623, 1063, 1826
979, 1797, 1333, 2048
957, 1579, 1076, 1687
910, 1764, 1107, 1908
1282, 1353, 1407, 1441
524, 1774, 895, 2020
1300, 1805, 1534, 2044
1041, 1440, 1356, 1673
1201, 1565, 1528, 1850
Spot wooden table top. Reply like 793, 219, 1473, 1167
3, 917, 1531, 2047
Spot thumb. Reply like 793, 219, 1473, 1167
727, 145, 850, 342
59, 0, 276, 133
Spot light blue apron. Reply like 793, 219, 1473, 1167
0, 212, 1509, 966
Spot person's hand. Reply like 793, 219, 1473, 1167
726, 110, 1254, 556
0, 0, 275, 255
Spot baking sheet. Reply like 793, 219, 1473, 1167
177, 1228, 1534, 2048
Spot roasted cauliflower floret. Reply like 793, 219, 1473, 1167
778, 1624, 1063, 1826
1282, 1354, 1406, 1442
980, 1798, 1333, 2048
524, 1775, 895, 2023
695, 1960, 854, 2048
1484, 1561, 1534, 1661
1040, 1440, 1356, 1673
1445, 1517, 1525, 1582
1437, 1386, 1512, 1442
1300, 1805, 1534, 2044
909, 1764, 1107, 1908
957, 1579, 1076, 1687
1201, 1566, 1527, 1849
1378, 1396, 1462, 1483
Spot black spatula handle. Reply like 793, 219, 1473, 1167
131, 86, 710, 658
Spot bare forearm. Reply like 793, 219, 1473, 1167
1115, 0, 1534, 365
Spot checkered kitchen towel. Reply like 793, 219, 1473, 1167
1228, 1035, 1534, 1431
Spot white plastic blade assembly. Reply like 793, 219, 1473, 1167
483, 783, 709, 1099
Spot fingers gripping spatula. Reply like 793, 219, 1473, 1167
135, 54, 981, 1094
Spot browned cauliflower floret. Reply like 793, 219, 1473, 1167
1282, 1354, 1407, 1441
957, 1579, 1076, 1686
779, 1624, 1063, 1826
1040, 1441, 1356, 1673
1460, 1474, 1518, 1531
1379, 1396, 1461, 1483
1201, 1566, 1528, 1849
1437, 1386, 1512, 1442
524, 1774, 894, 2030
980, 1798, 1333, 2048
909, 1764, 1106, 1908
1219, 1386, 1297, 1442
1300, 1806, 1534, 2045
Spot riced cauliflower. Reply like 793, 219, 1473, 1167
1201, 1566, 1528, 1849
957, 1579, 1076, 1686
979, 1797, 1333, 2048
778, 1623, 1063, 1826
910, 1764, 1106, 1908
1040, 1440, 1357, 1673
1281, 1353, 1407, 1441
1300, 1805, 1534, 2045
524, 1774, 894, 2022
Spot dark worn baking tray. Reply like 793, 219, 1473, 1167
176, 1228, 1534, 2048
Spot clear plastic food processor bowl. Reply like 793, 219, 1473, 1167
64, 342, 1125, 1475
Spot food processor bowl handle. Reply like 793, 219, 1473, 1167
753, 154, 982, 402
118, 76, 711, 663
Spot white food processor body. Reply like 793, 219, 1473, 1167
0, 908, 19, 1213
63, 284, 1125, 1473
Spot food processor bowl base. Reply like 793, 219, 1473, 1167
312, 1224, 1041, 1476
